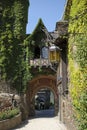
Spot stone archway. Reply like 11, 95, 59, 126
26, 75, 59, 116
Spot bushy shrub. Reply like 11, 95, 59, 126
0, 108, 20, 121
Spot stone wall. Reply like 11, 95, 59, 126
0, 113, 22, 130
0, 80, 17, 94
0, 93, 21, 111
0, 92, 28, 121
61, 95, 78, 130
55, 21, 68, 36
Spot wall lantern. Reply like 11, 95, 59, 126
49, 44, 61, 63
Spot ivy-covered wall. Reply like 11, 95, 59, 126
0, 0, 30, 93
67, 0, 87, 130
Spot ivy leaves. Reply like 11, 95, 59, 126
75, 36, 87, 68
68, 0, 87, 129
0, 0, 30, 93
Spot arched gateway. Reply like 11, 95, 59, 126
26, 75, 59, 116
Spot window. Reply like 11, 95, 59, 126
34, 46, 40, 58
41, 47, 48, 59
34, 46, 49, 59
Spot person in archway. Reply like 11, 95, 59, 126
40, 101, 45, 110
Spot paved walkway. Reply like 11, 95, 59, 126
13, 109, 67, 130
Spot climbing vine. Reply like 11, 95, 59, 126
0, 0, 30, 93
68, 0, 87, 129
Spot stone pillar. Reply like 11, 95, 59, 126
29, 98, 35, 116
19, 93, 28, 121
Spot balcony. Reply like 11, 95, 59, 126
30, 59, 50, 67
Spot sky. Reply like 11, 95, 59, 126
26, 0, 66, 34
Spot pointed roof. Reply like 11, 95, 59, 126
30, 18, 53, 43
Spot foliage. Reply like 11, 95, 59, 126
64, 0, 72, 20
68, 0, 87, 129
0, 108, 20, 121
0, 0, 30, 93
13, 0, 29, 36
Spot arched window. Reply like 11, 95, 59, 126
41, 47, 48, 59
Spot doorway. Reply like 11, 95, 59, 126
34, 88, 55, 117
